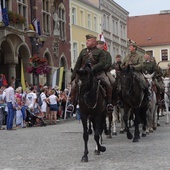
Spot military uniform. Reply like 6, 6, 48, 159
121, 51, 148, 89
67, 35, 114, 113
163, 69, 170, 77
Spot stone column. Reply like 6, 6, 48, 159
8, 63, 16, 82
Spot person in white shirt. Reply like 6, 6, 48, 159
26, 87, 37, 113
40, 87, 47, 118
5, 82, 16, 130
47, 89, 59, 124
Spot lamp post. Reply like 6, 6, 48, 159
26, 30, 47, 90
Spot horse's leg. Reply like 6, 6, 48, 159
120, 107, 125, 134
141, 105, 148, 137
133, 109, 140, 142
112, 106, 117, 135
81, 114, 89, 162
107, 112, 113, 138
123, 106, 133, 140
94, 113, 106, 155
88, 117, 93, 135
153, 104, 158, 130
165, 99, 169, 124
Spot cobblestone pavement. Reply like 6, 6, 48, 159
0, 116, 170, 170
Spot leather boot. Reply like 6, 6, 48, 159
66, 87, 76, 114
106, 88, 114, 112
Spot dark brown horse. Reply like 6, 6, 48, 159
76, 64, 107, 162
120, 66, 148, 142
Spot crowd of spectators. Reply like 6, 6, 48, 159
0, 78, 80, 130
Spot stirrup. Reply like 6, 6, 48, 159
107, 103, 114, 112
66, 104, 74, 113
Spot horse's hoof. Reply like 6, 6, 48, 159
149, 129, 153, 133
153, 127, 157, 130
94, 150, 100, 155
88, 129, 93, 135
119, 130, 124, 134
107, 135, 112, 138
81, 156, 88, 162
100, 146, 106, 152
157, 123, 160, 126
166, 122, 169, 125
112, 132, 117, 135
146, 131, 149, 135
127, 132, 133, 140
133, 138, 139, 142
142, 133, 146, 137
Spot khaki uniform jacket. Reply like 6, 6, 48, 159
103, 50, 112, 71
142, 61, 158, 74
121, 52, 143, 71
71, 47, 106, 81
163, 69, 170, 77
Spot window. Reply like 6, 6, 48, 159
59, 3, 66, 40
87, 14, 91, 29
72, 7, 76, 24
112, 20, 115, 34
73, 42, 78, 62
42, 0, 50, 34
161, 49, 168, 61
103, 14, 106, 30
115, 21, 118, 35
17, 0, 27, 20
80, 10, 84, 27
146, 50, 153, 57
106, 15, 109, 31
93, 16, 97, 32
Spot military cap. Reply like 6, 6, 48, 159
129, 43, 138, 49
97, 40, 105, 44
86, 34, 97, 39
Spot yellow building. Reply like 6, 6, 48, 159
69, 0, 102, 69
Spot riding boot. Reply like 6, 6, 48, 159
66, 88, 76, 114
106, 88, 114, 112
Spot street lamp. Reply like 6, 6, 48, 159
26, 30, 47, 91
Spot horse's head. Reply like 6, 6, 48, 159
76, 63, 94, 89
162, 77, 170, 92
143, 72, 155, 86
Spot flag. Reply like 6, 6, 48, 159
32, 19, 38, 33
100, 33, 108, 51
58, 67, 64, 90
0, 2, 3, 23
21, 60, 26, 91
52, 67, 64, 89
37, 20, 41, 35
2, 7, 9, 26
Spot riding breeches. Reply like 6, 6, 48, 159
96, 72, 113, 102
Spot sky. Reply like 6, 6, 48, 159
114, 0, 170, 16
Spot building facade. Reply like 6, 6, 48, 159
128, 11, 170, 69
0, 0, 71, 89
69, 0, 102, 69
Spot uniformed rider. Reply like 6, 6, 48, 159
66, 34, 114, 113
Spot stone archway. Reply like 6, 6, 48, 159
0, 34, 30, 87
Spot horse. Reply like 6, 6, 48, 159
143, 73, 158, 132
120, 66, 148, 142
162, 77, 170, 124
76, 64, 107, 162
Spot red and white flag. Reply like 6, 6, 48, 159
99, 33, 108, 51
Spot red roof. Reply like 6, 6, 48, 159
127, 13, 170, 47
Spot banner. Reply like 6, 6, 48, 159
58, 67, 64, 90
21, 60, 26, 91
52, 67, 64, 90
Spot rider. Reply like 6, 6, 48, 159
163, 63, 170, 77
121, 43, 150, 100
66, 34, 114, 113
96, 40, 116, 106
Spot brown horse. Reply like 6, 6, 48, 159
120, 66, 148, 142
76, 64, 107, 162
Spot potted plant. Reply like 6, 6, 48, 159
8, 11, 26, 24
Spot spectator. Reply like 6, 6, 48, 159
5, 81, 16, 130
